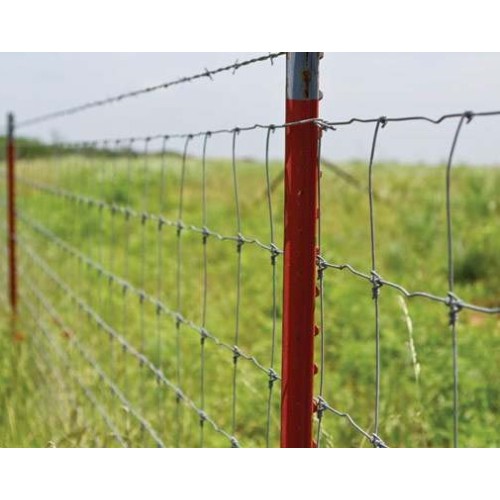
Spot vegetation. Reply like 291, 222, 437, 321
0, 144, 499, 447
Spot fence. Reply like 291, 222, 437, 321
1, 53, 500, 447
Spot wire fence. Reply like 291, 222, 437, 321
315, 111, 500, 448
1, 53, 499, 447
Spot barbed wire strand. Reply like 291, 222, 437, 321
17, 52, 286, 128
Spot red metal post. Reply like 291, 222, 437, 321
281, 53, 321, 447
6, 112, 17, 314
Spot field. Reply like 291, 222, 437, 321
1, 144, 499, 447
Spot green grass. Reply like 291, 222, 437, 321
0, 151, 499, 447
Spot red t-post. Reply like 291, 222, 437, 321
281, 53, 321, 447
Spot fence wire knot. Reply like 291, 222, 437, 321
202, 226, 210, 244
232, 345, 242, 362
270, 243, 280, 265
175, 312, 184, 328
175, 388, 184, 402
370, 270, 383, 299
317, 255, 328, 276
447, 292, 463, 326
268, 368, 279, 389
236, 233, 245, 253
316, 396, 327, 420
200, 327, 210, 341
371, 433, 388, 448
464, 111, 474, 123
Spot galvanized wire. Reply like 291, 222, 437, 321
17, 235, 240, 446
7, 106, 500, 450
17, 52, 286, 128
21, 284, 128, 447
264, 126, 279, 447
14, 125, 285, 447
367, 118, 386, 437
17, 212, 273, 377
445, 112, 473, 448
156, 137, 168, 438
17, 177, 279, 254
315, 109, 499, 448
231, 128, 242, 437
200, 132, 210, 447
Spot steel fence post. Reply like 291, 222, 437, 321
281, 53, 321, 447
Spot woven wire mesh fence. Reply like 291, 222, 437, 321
1, 53, 500, 448
1, 53, 287, 448
314, 113, 500, 448
11, 125, 288, 448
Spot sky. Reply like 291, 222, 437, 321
1, 52, 500, 164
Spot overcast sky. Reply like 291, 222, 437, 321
1, 52, 500, 164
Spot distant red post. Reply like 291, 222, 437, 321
6, 112, 17, 314
281, 53, 321, 448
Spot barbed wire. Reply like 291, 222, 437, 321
17, 52, 285, 128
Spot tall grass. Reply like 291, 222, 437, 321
0, 151, 499, 447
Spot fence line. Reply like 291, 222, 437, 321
2, 53, 500, 447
